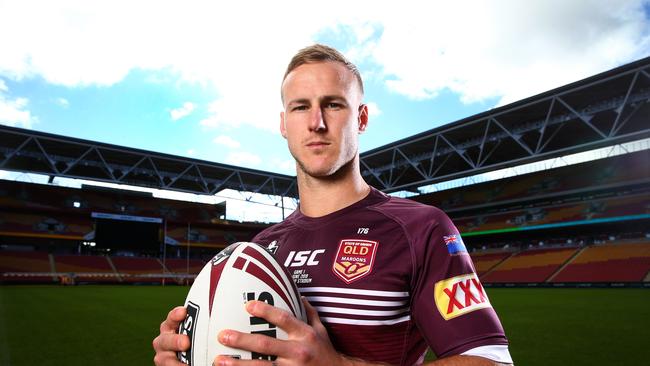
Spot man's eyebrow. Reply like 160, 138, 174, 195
321, 95, 348, 103
286, 98, 310, 106
286, 95, 348, 106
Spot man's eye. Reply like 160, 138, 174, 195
292, 105, 308, 111
326, 103, 342, 109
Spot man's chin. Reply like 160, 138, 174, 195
297, 159, 354, 181
297, 161, 337, 178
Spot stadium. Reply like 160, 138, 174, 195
1, 55, 649, 365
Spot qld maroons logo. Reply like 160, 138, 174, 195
332, 239, 378, 283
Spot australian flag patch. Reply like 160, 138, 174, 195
443, 234, 467, 255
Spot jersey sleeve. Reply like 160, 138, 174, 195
409, 208, 509, 358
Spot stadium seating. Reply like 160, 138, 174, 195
470, 251, 513, 276
54, 254, 118, 282
0, 250, 56, 283
163, 258, 207, 275
551, 242, 650, 282
110, 256, 165, 283
414, 150, 649, 210
0, 212, 92, 239
481, 247, 579, 283
0, 180, 226, 225
453, 193, 648, 234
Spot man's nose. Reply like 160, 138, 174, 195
308, 108, 327, 132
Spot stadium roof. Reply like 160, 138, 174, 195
360, 56, 650, 193
0, 125, 298, 198
1, 56, 649, 198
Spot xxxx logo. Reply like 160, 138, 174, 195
434, 273, 491, 320
332, 239, 378, 284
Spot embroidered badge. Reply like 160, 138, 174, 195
332, 239, 379, 283
443, 234, 467, 255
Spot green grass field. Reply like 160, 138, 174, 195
0, 285, 648, 365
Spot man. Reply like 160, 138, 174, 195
153, 44, 513, 366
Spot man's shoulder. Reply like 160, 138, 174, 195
371, 194, 448, 223
252, 214, 297, 243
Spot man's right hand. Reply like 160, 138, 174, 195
153, 306, 191, 366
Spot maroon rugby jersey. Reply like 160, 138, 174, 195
253, 187, 508, 365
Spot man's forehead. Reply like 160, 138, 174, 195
281, 61, 361, 101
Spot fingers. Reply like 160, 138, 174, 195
160, 306, 187, 333
245, 300, 303, 334
213, 355, 272, 366
301, 297, 330, 344
153, 333, 190, 353
153, 350, 188, 366
153, 306, 191, 365
218, 329, 293, 360
301, 297, 321, 326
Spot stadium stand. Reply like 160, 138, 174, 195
551, 242, 650, 282
163, 258, 207, 275
0, 250, 56, 283
1, 149, 647, 286
0, 179, 266, 255
53, 254, 118, 282
470, 251, 514, 276
0, 180, 226, 224
413, 150, 649, 211
453, 192, 648, 234
480, 247, 580, 283
110, 256, 165, 283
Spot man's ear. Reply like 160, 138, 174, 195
358, 104, 369, 133
280, 111, 287, 139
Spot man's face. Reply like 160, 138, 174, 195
280, 61, 368, 178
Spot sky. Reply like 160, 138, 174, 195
1, 0, 649, 174
0, 1, 649, 222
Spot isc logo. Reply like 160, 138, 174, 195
434, 273, 491, 320
178, 302, 200, 365
284, 249, 325, 267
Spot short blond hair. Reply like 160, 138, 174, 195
282, 44, 364, 99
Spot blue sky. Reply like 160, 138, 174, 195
1, 0, 649, 179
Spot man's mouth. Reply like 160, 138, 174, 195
306, 141, 330, 147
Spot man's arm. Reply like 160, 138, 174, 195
214, 300, 511, 366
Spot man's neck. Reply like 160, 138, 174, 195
296, 160, 371, 218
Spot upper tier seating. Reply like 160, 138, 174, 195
453, 193, 648, 234
414, 150, 649, 210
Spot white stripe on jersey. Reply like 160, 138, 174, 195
305, 296, 407, 307
314, 306, 410, 317
321, 315, 411, 326
300, 286, 409, 297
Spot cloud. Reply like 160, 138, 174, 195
363, 0, 650, 105
0, 81, 37, 128
213, 135, 241, 149
56, 97, 69, 108
365, 101, 382, 117
170, 102, 196, 121
274, 158, 296, 174
0, 0, 648, 130
225, 151, 262, 167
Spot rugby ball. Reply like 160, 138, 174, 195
178, 242, 306, 365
